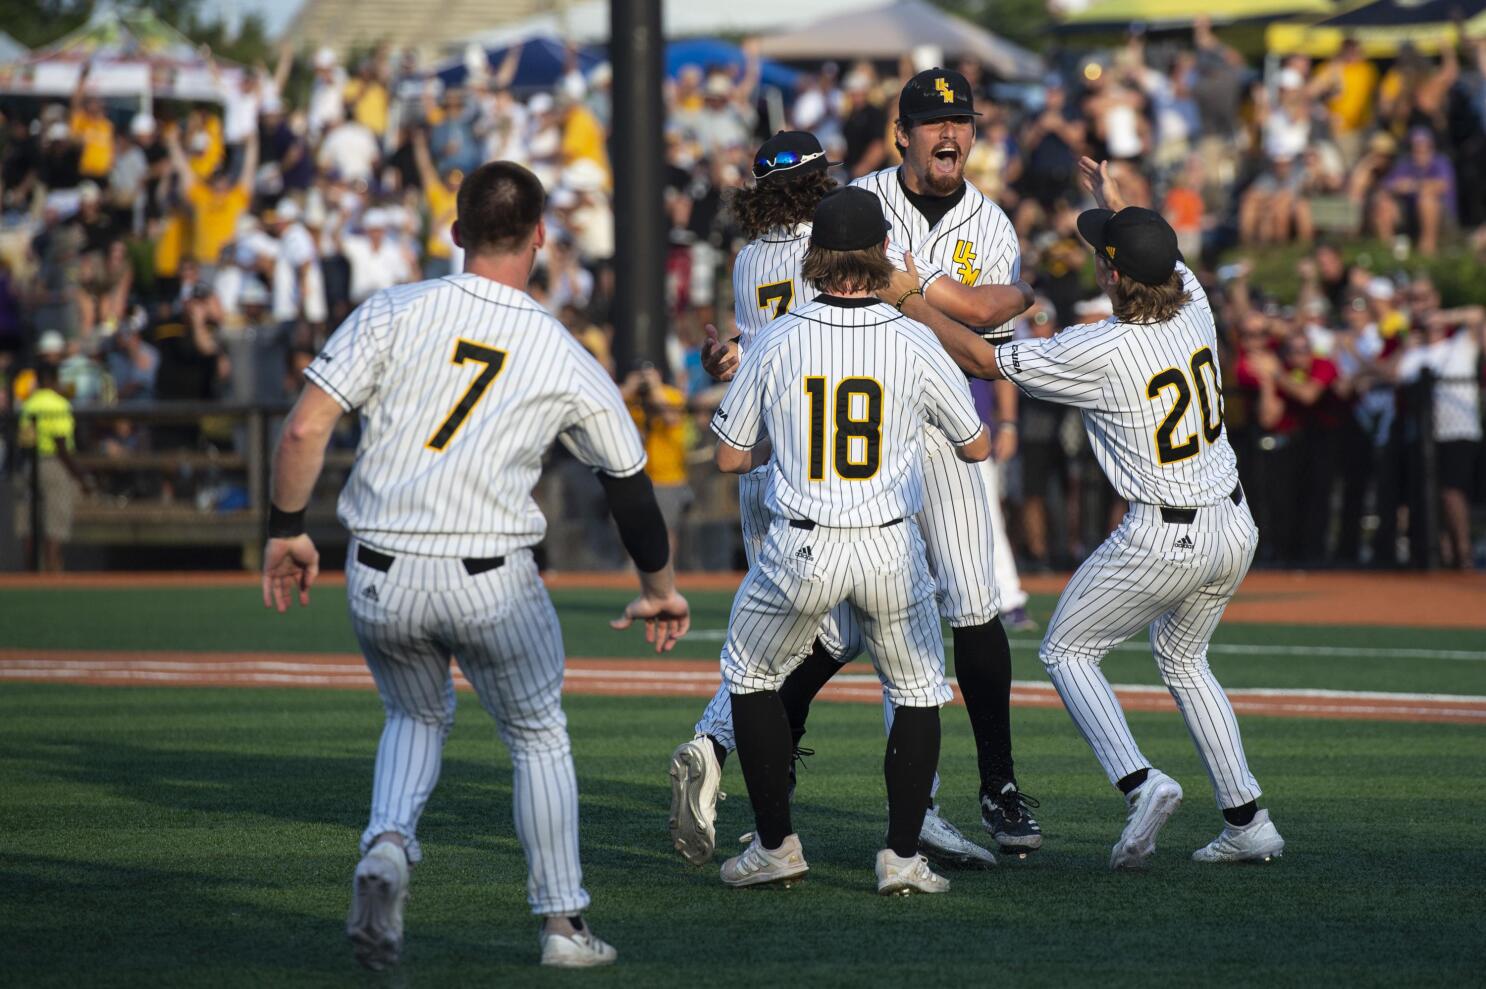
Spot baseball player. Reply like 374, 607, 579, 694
677, 71, 1046, 855
898, 157, 1285, 869
711, 186, 992, 895
260, 161, 691, 970
668, 128, 1032, 870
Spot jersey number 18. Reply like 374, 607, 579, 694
804, 377, 883, 481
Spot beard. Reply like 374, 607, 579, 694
914, 140, 967, 196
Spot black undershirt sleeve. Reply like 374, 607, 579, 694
596, 470, 671, 574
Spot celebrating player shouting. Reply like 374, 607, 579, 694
710, 186, 992, 895
669, 124, 1037, 872
895, 157, 1285, 869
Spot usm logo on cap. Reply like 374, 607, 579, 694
1105, 245, 1117, 259
934, 77, 955, 103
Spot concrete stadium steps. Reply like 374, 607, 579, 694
288, 0, 540, 61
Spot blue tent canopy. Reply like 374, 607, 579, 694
665, 38, 800, 93
434, 37, 603, 91
433, 35, 799, 95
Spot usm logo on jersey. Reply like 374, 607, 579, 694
953, 240, 981, 285
934, 77, 955, 103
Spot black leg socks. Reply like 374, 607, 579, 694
729, 690, 795, 849
779, 638, 844, 745
952, 618, 1015, 786
884, 705, 941, 858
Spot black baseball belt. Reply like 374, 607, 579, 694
1159, 484, 1243, 525
356, 544, 506, 576
788, 517, 903, 531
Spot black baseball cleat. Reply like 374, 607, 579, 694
982, 780, 1043, 856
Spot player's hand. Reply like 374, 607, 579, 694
611, 590, 691, 653
262, 534, 320, 613
1079, 156, 1127, 212
701, 323, 739, 381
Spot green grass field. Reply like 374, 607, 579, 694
3, 583, 1485, 986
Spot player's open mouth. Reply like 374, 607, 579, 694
931, 145, 960, 171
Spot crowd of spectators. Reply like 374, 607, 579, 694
1, 23, 1482, 570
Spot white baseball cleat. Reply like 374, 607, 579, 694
1109, 770, 1184, 870
540, 925, 618, 968
720, 833, 809, 888
668, 735, 723, 866
876, 849, 951, 896
346, 841, 410, 971
1193, 809, 1286, 863
918, 805, 997, 869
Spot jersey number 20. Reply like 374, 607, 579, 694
805, 377, 882, 480
426, 339, 509, 452
1147, 346, 1223, 465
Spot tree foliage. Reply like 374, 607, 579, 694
931, 0, 1052, 54
1, 0, 273, 66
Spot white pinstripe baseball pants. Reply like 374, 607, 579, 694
346, 540, 589, 916
695, 436, 1005, 748
722, 517, 952, 709
1040, 498, 1264, 810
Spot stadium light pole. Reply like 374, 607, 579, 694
610, 0, 667, 376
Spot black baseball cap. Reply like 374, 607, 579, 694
898, 68, 982, 125
1077, 207, 1181, 285
810, 187, 891, 251
752, 131, 837, 182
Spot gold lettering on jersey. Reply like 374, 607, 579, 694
935, 78, 955, 103
952, 240, 980, 285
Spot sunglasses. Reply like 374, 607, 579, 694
754, 149, 824, 177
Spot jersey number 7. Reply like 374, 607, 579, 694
805, 377, 882, 480
426, 339, 509, 452
1147, 346, 1223, 465
757, 281, 794, 320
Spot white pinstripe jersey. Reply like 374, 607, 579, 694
995, 263, 1239, 507
851, 167, 1020, 338
732, 221, 949, 349
711, 296, 984, 527
305, 273, 647, 557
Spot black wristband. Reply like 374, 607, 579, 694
267, 503, 307, 539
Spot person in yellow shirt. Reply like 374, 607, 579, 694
344, 59, 391, 139
622, 364, 694, 560
1312, 39, 1379, 164
70, 69, 115, 180
412, 128, 463, 277
15, 362, 88, 571
559, 97, 612, 187
168, 126, 258, 268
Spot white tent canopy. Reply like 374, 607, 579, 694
756, 0, 1043, 80
0, 5, 239, 104
468, 0, 867, 48
0, 32, 28, 66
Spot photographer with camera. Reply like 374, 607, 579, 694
620, 361, 693, 563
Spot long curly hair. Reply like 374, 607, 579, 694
727, 171, 838, 241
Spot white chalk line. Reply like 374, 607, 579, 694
681, 628, 1486, 662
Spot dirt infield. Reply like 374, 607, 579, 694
2, 570, 1483, 628
2, 648, 1482, 725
